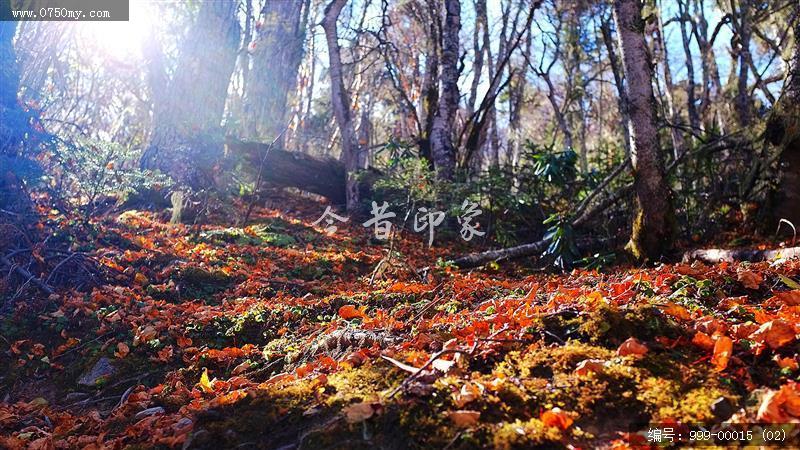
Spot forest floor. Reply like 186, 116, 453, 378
3, 194, 800, 449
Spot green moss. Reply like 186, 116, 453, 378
493, 419, 566, 450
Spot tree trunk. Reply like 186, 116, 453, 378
243, 0, 309, 141
322, 0, 361, 210
653, 3, 687, 161
614, 0, 676, 260
677, 0, 700, 132
599, 14, 631, 156
140, 0, 240, 189
766, 7, 800, 228
733, 0, 753, 127
430, 0, 461, 180
228, 140, 347, 204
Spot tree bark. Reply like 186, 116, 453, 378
228, 140, 347, 204
600, 14, 631, 156
140, 0, 240, 189
732, 0, 753, 127
243, 0, 309, 141
430, 0, 461, 180
765, 6, 800, 228
614, 0, 676, 260
322, 0, 361, 210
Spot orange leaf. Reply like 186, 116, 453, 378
772, 290, 800, 306
660, 302, 692, 321
114, 342, 130, 358
452, 382, 483, 408
540, 407, 574, 430
757, 383, 800, 422
737, 268, 762, 289
774, 355, 799, 371
617, 337, 648, 357
447, 410, 480, 427
711, 335, 733, 371
338, 304, 367, 320
574, 359, 606, 377
750, 320, 796, 350
692, 331, 714, 351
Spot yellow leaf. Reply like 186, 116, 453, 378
199, 368, 214, 393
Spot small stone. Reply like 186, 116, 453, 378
77, 357, 116, 387
134, 406, 165, 420
711, 396, 734, 420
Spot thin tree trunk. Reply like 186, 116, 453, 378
693, 0, 726, 134
600, 15, 631, 156
322, 0, 361, 210
733, 0, 752, 127
654, 3, 687, 160
430, 0, 461, 180
678, 0, 701, 132
467, 0, 486, 117
614, 0, 676, 260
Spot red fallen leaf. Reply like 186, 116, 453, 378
232, 361, 251, 375
737, 268, 763, 289
540, 407, 574, 430
772, 290, 800, 306
176, 335, 193, 348
711, 335, 733, 371
617, 337, 648, 357
338, 304, 367, 320
757, 382, 800, 422
750, 320, 796, 350
447, 410, 480, 427
574, 359, 606, 376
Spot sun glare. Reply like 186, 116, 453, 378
78, 1, 154, 59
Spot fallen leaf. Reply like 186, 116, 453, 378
757, 383, 800, 422
452, 382, 483, 408
447, 410, 480, 427
617, 337, 648, 357
338, 304, 367, 320
692, 331, 715, 351
750, 320, 796, 350
199, 368, 214, 393
574, 359, 606, 377
114, 342, 129, 358
232, 361, 251, 375
737, 268, 762, 289
660, 302, 692, 321
772, 290, 800, 306
711, 335, 733, 371
774, 355, 799, 371
134, 272, 149, 285
343, 402, 374, 423
540, 407, 574, 430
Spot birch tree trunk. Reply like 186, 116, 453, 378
322, 0, 361, 210
430, 0, 461, 180
613, 0, 676, 260
244, 0, 309, 141
599, 14, 631, 156
140, 0, 240, 189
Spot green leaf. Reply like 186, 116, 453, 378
778, 274, 800, 290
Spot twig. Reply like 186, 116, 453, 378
0, 254, 53, 296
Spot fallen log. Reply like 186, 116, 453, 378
682, 247, 800, 264
227, 140, 347, 205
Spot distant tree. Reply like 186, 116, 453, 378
430, 0, 461, 180
140, 0, 240, 189
613, 0, 675, 260
322, 0, 362, 210
243, 0, 310, 141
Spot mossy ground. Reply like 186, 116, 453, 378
2, 197, 799, 448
